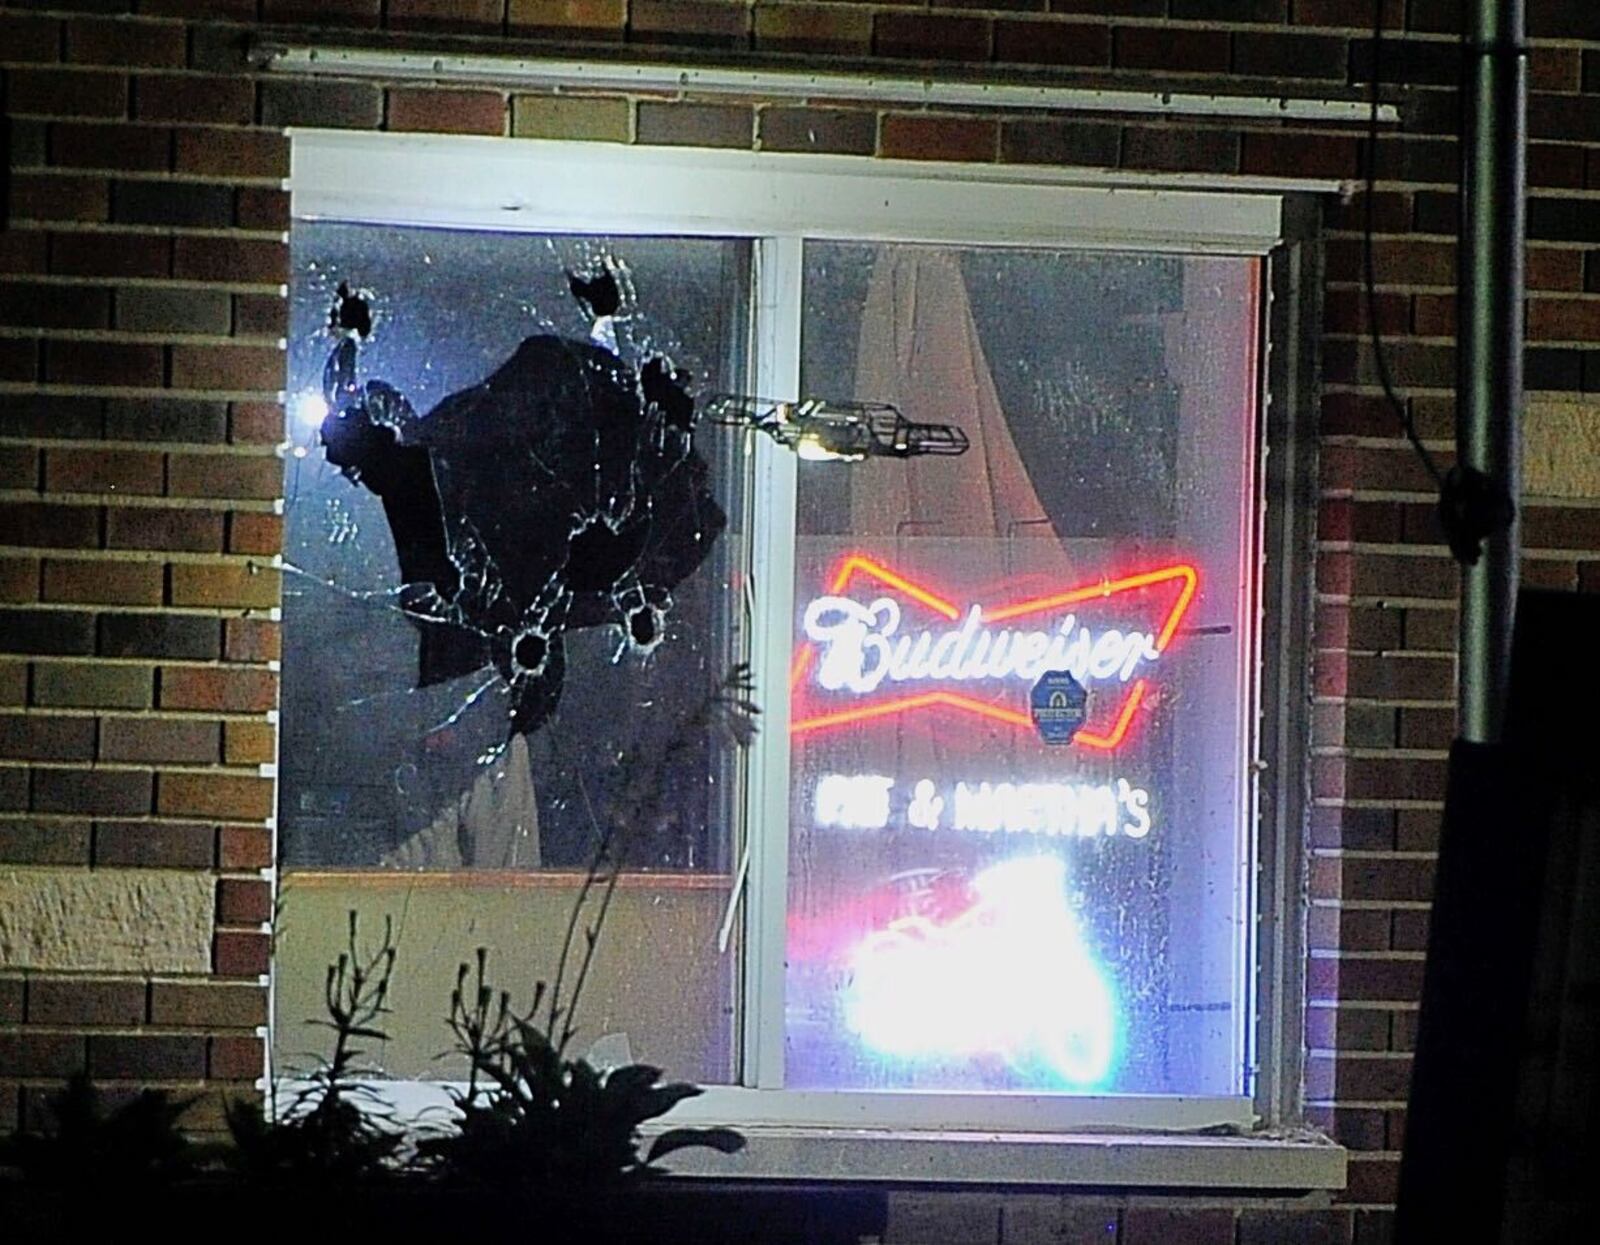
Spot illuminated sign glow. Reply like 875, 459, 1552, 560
843, 855, 1117, 1086
815, 773, 1152, 840
791, 556, 1198, 751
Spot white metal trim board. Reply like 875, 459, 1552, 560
263, 44, 1396, 129
290, 131, 1292, 255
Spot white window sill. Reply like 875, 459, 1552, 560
652, 1125, 1345, 1190
274, 1079, 1344, 1191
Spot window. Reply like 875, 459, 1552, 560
278, 134, 1318, 1152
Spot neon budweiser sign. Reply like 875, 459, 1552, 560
791, 555, 1199, 751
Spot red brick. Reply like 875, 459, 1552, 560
993, 20, 1110, 68
1309, 954, 1428, 1003
0, 714, 97, 762
219, 825, 272, 869
8, 172, 110, 223
99, 716, 221, 764
635, 102, 753, 149
174, 129, 288, 179
105, 507, 224, 553
1242, 131, 1360, 181
151, 980, 267, 1028
1528, 247, 1584, 292
759, 107, 877, 156
166, 456, 282, 503
208, 1033, 265, 1080
228, 402, 284, 445
49, 230, 171, 279
50, 122, 171, 172
1233, 30, 1347, 80
1293, 0, 1400, 24
387, 0, 506, 31
231, 296, 287, 339
161, 666, 277, 714
0, 339, 40, 384
90, 1033, 206, 1080
214, 930, 271, 977
134, 74, 254, 125
1115, 26, 1229, 73
1530, 46, 1581, 93
173, 236, 288, 284
1122, 126, 1240, 174
0, 978, 21, 1024
217, 877, 272, 926
0, 13, 61, 63
158, 771, 274, 820
66, 18, 187, 68
0, 1032, 86, 1078
262, 0, 376, 16
235, 189, 290, 232
0, 232, 49, 276
754, 5, 871, 56
31, 766, 154, 816
222, 512, 281, 556
1319, 855, 1436, 905
0, 281, 111, 331
1527, 298, 1600, 342
170, 344, 285, 393
630, 0, 749, 47
8, 69, 127, 119
387, 88, 507, 136
45, 448, 164, 495
507, 0, 624, 35
26, 978, 146, 1026
880, 114, 997, 163
221, 720, 272, 767
1344, 653, 1454, 700
94, 820, 215, 868
1310, 1050, 1415, 1102
1307, 1102, 1388, 1149
875, 12, 990, 62
1124, 1208, 1236, 1245
143, 1, 260, 19
0, 446, 41, 490
0, 558, 41, 603
44, 340, 162, 388
1342, 1156, 1401, 1204
223, 618, 280, 664
42, 559, 163, 606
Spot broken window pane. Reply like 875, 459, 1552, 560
785, 243, 1261, 1095
276, 224, 750, 1084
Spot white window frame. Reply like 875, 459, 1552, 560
283, 131, 1342, 1188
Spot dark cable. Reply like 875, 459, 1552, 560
1364, 0, 1445, 488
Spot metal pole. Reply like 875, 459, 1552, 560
1457, 0, 1525, 744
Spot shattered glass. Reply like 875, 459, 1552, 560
280, 227, 750, 873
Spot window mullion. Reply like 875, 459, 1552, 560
740, 235, 803, 1089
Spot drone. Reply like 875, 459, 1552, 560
703, 394, 970, 462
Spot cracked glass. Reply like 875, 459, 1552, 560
276, 224, 750, 1084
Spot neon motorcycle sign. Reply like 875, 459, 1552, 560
791, 555, 1199, 751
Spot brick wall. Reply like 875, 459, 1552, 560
4, 1, 1600, 1239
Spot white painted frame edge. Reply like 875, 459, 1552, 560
289, 130, 1302, 255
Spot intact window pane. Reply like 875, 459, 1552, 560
786, 242, 1261, 1095
276, 225, 749, 1084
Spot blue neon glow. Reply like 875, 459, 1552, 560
842, 854, 1118, 1087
